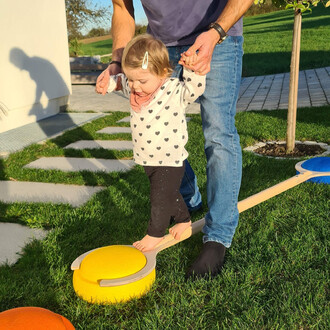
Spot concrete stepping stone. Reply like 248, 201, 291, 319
0, 181, 105, 207
186, 103, 200, 114
0, 113, 105, 155
64, 140, 133, 150
117, 116, 192, 123
24, 157, 135, 173
0, 222, 48, 265
117, 116, 130, 123
97, 127, 131, 134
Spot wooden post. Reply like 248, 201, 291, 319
286, 8, 302, 153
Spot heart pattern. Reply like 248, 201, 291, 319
128, 68, 205, 166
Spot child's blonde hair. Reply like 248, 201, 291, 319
122, 34, 173, 77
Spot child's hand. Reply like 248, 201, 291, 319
179, 52, 198, 68
96, 62, 122, 95
106, 75, 123, 93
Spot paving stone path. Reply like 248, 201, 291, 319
0, 181, 105, 207
24, 157, 135, 173
237, 68, 330, 111
2, 116, 136, 208
0, 117, 135, 264
0, 223, 48, 265
97, 127, 132, 134
69, 67, 330, 113
0, 113, 105, 156
64, 140, 133, 150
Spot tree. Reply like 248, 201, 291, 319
135, 24, 148, 36
255, 0, 329, 153
246, 0, 282, 16
87, 27, 108, 38
65, 0, 111, 40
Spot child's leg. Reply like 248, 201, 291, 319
133, 166, 173, 251
133, 166, 189, 251
168, 163, 192, 240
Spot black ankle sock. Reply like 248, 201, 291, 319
186, 241, 226, 279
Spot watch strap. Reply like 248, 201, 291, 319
208, 22, 227, 44
109, 60, 121, 66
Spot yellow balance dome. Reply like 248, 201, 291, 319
73, 245, 155, 304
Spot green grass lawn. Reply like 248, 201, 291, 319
79, 39, 113, 57
243, 5, 330, 76
76, 5, 330, 77
0, 107, 329, 328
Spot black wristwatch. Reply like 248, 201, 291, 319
208, 22, 227, 44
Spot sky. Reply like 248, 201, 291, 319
82, 0, 147, 34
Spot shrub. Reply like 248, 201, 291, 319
246, 0, 283, 16
69, 38, 83, 57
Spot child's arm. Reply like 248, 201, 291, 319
178, 52, 206, 106
179, 67, 206, 107
107, 73, 131, 98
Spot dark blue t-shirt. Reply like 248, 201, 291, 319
140, 0, 243, 46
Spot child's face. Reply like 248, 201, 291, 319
124, 67, 166, 96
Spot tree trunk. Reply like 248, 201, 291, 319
286, 9, 302, 153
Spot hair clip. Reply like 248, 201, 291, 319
142, 51, 148, 70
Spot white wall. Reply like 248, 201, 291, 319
0, 0, 71, 133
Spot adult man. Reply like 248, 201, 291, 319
96, 0, 254, 278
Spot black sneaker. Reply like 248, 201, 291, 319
185, 241, 226, 280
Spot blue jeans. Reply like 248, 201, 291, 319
168, 36, 243, 248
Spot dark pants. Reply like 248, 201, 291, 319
144, 164, 191, 237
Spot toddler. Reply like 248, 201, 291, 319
107, 34, 205, 251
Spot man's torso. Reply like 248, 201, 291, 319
140, 0, 243, 46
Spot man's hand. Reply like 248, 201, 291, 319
178, 29, 219, 75
95, 62, 122, 95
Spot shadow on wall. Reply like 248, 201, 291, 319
6, 48, 79, 143
9, 47, 70, 118
8, 47, 102, 187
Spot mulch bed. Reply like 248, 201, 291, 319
254, 143, 326, 158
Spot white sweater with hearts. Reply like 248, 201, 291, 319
108, 68, 205, 167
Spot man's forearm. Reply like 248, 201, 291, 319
111, 0, 136, 62
216, 0, 254, 32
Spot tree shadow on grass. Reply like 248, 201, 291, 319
244, 16, 330, 35
0, 240, 54, 312
2, 49, 144, 313
1, 109, 327, 326
242, 50, 330, 77
237, 106, 329, 146
0, 166, 150, 314
244, 5, 329, 30
260, 106, 329, 127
